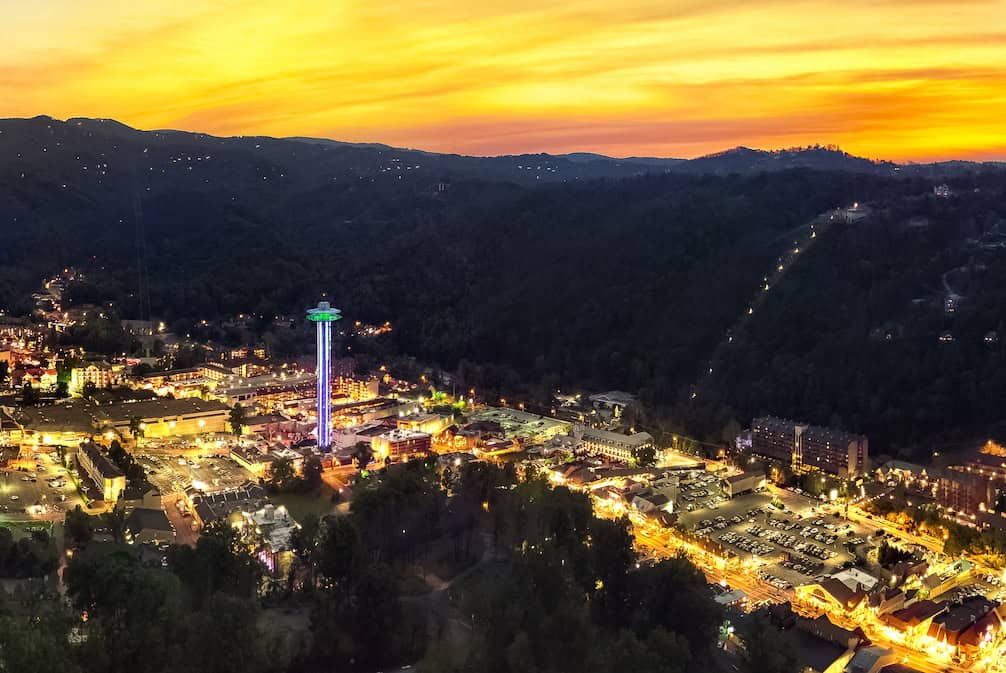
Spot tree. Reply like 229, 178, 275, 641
177, 592, 281, 673
21, 382, 39, 406
128, 415, 145, 441
103, 507, 128, 544
720, 417, 742, 446
351, 440, 375, 471
290, 513, 321, 591
81, 380, 97, 398
168, 521, 262, 603
269, 457, 296, 492
302, 455, 323, 491
0, 361, 8, 386
229, 403, 247, 436
632, 443, 657, 468
315, 515, 363, 587
65, 505, 93, 548
66, 550, 187, 673
55, 380, 69, 399
0, 592, 81, 673
740, 615, 799, 673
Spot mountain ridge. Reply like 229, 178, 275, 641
4, 115, 1001, 179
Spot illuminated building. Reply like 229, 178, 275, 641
335, 375, 379, 401
372, 428, 432, 462
397, 412, 450, 436
752, 416, 868, 476
70, 361, 125, 393
576, 425, 655, 464
78, 441, 126, 502
307, 300, 342, 449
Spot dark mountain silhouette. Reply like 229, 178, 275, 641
3, 115, 1006, 455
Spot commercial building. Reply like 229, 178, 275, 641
721, 471, 766, 498
588, 391, 635, 418
396, 412, 451, 436
13, 398, 228, 443
125, 508, 175, 545
577, 426, 655, 464
238, 503, 299, 577
469, 408, 570, 443
371, 429, 432, 462
842, 646, 896, 673
70, 361, 125, 393
752, 416, 868, 476
334, 375, 379, 401
188, 481, 268, 528
77, 441, 126, 502
93, 398, 230, 437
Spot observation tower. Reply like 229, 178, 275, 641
307, 300, 341, 449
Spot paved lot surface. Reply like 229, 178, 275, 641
134, 451, 253, 497
677, 487, 884, 590
0, 449, 89, 522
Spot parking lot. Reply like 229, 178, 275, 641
677, 484, 879, 590
134, 451, 253, 497
0, 449, 88, 521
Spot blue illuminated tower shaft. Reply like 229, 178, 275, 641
316, 319, 331, 448
306, 301, 342, 450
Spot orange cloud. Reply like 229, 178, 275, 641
1, 0, 1004, 160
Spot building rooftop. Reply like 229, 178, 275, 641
831, 568, 879, 592
845, 646, 893, 673
126, 507, 173, 536
588, 391, 636, 406
581, 426, 654, 446
93, 397, 229, 423
378, 428, 431, 442
81, 442, 124, 479
885, 600, 947, 628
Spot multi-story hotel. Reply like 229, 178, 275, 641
371, 429, 432, 462
78, 441, 126, 502
70, 361, 125, 393
752, 416, 869, 476
576, 425, 656, 464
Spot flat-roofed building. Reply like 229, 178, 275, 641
78, 441, 126, 502
722, 471, 766, 497
396, 412, 450, 436
469, 408, 570, 443
752, 416, 799, 463
799, 424, 869, 476
372, 429, 432, 462
752, 416, 868, 476
93, 398, 229, 437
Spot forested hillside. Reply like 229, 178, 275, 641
2, 116, 1006, 454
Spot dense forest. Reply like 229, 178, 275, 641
3, 116, 1006, 455
0, 460, 745, 673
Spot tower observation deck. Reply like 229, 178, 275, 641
306, 300, 342, 449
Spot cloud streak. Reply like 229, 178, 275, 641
1, 0, 1004, 160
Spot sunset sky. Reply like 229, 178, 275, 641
3, 0, 1005, 160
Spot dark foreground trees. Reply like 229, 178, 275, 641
3, 459, 730, 673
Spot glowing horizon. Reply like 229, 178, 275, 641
3, 0, 1005, 161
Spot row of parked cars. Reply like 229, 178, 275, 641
779, 555, 823, 577
747, 524, 838, 560
718, 530, 774, 557
757, 569, 792, 590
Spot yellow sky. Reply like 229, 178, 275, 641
3, 0, 1005, 160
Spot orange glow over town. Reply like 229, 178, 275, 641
3, 0, 1005, 160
